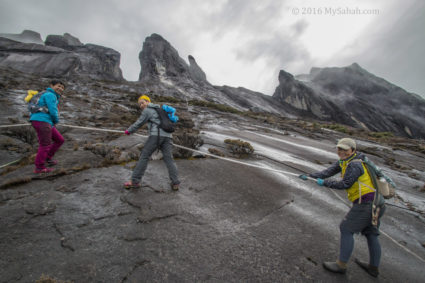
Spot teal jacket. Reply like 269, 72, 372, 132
29, 88, 60, 126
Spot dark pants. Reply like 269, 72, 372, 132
132, 135, 180, 185
339, 203, 386, 266
32, 121, 64, 169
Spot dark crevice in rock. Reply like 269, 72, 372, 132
53, 223, 75, 252
137, 213, 177, 224
253, 199, 294, 225
120, 196, 142, 209
117, 211, 134, 217
144, 185, 167, 193
120, 236, 148, 242
76, 221, 91, 228
93, 214, 115, 221
121, 260, 150, 283
53, 223, 64, 236
306, 256, 318, 266
60, 237, 75, 252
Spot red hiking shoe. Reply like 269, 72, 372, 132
34, 167, 54, 174
124, 181, 141, 189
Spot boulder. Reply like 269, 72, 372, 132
0, 31, 123, 81
0, 30, 43, 44
45, 33, 84, 50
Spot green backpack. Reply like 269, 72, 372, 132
362, 156, 397, 199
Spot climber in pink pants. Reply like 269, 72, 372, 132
29, 80, 65, 173
31, 121, 64, 171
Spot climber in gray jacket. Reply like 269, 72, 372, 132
124, 94, 180, 190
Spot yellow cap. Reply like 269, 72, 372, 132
138, 95, 151, 103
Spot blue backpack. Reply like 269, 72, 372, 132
153, 105, 179, 133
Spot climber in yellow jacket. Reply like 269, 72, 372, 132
299, 138, 385, 277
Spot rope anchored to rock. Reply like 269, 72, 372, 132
0, 122, 424, 263
0, 123, 302, 177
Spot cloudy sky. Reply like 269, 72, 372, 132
0, 0, 424, 97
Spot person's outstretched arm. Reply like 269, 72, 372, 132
127, 110, 150, 133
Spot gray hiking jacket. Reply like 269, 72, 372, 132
127, 103, 172, 138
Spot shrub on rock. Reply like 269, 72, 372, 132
224, 139, 254, 158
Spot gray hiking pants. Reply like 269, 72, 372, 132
132, 135, 180, 185
339, 202, 386, 266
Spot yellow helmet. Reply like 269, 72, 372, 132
138, 94, 151, 103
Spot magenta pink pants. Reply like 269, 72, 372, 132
31, 121, 64, 169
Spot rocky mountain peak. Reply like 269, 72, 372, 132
45, 33, 84, 50
138, 33, 189, 82
281, 63, 425, 138
0, 29, 43, 44
273, 69, 354, 123
278, 69, 295, 84
149, 33, 166, 41
308, 62, 366, 82
138, 34, 209, 86
0, 30, 123, 81
188, 55, 207, 82
349, 62, 362, 70
136, 34, 289, 113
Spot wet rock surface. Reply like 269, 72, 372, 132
1, 108, 425, 281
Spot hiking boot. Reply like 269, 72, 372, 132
34, 167, 54, 174
46, 159, 58, 167
323, 261, 347, 274
124, 181, 141, 189
171, 183, 179, 191
355, 258, 379, 277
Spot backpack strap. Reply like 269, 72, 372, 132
150, 108, 161, 151
348, 159, 366, 203
28, 91, 49, 114
37, 91, 49, 112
